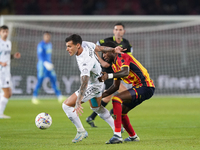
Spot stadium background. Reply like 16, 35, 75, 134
1, 0, 200, 97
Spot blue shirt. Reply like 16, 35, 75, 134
37, 41, 52, 67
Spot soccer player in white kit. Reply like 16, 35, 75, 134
0, 25, 21, 119
62, 34, 124, 143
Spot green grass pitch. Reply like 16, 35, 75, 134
0, 97, 200, 150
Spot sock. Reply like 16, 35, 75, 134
89, 100, 108, 120
112, 96, 123, 137
122, 114, 136, 137
101, 100, 108, 107
91, 106, 115, 132
110, 108, 114, 115
62, 103, 85, 132
0, 96, 8, 115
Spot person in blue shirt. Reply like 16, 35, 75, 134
32, 31, 64, 104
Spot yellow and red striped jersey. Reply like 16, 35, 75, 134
112, 53, 155, 87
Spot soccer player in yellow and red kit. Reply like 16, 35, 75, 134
99, 41, 155, 144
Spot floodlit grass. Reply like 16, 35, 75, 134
0, 97, 200, 150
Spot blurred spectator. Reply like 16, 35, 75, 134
82, 0, 96, 15
119, 2, 135, 15
24, 0, 40, 15
9, 0, 200, 15
0, 0, 13, 14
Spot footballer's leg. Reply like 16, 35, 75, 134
32, 67, 44, 104
88, 97, 115, 131
122, 86, 155, 142
121, 106, 139, 142
48, 70, 65, 103
106, 90, 132, 144
110, 82, 127, 116
0, 87, 12, 119
86, 94, 113, 128
86, 79, 113, 127
62, 93, 88, 143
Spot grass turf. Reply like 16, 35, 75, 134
0, 97, 200, 150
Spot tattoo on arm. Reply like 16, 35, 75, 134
76, 75, 89, 104
95, 45, 114, 52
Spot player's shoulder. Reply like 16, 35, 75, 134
38, 41, 44, 46
117, 53, 131, 60
122, 38, 130, 43
82, 41, 95, 48
98, 37, 113, 45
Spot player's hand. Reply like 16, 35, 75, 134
73, 101, 83, 116
98, 72, 108, 82
114, 46, 126, 54
0, 62, 7, 67
14, 52, 21, 59
43, 61, 54, 71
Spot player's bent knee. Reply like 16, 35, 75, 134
91, 106, 110, 119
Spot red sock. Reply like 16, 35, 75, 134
122, 114, 136, 137
112, 96, 122, 132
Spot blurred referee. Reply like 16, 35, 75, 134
86, 22, 133, 127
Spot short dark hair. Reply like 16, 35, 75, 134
114, 22, 125, 29
101, 41, 117, 48
0, 25, 9, 30
65, 34, 82, 45
43, 31, 51, 34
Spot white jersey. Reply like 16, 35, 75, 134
0, 39, 11, 74
76, 41, 102, 84
0, 39, 12, 88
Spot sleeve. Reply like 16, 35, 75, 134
98, 39, 105, 46
37, 43, 45, 61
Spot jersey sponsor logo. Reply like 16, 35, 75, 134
77, 86, 100, 98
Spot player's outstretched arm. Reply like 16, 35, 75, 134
102, 79, 120, 98
73, 75, 89, 116
95, 45, 125, 54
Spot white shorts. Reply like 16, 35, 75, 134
75, 83, 104, 103
0, 72, 11, 88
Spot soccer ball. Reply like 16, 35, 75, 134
35, 112, 52, 129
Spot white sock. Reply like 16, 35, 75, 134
130, 134, 137, 138
114, 132, 121, 137
91, 106, 115, 132
58, 95, 63, 101
0, 96, 8, 115
62, 103, 85, 132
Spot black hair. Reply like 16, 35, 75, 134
0, 25, 9, 30
101, 41, 117, 48
65, 34, 82, 45
43, 31, 51, 34
114, 22, 125, 29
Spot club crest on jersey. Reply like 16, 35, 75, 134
82, 68, 88, 74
